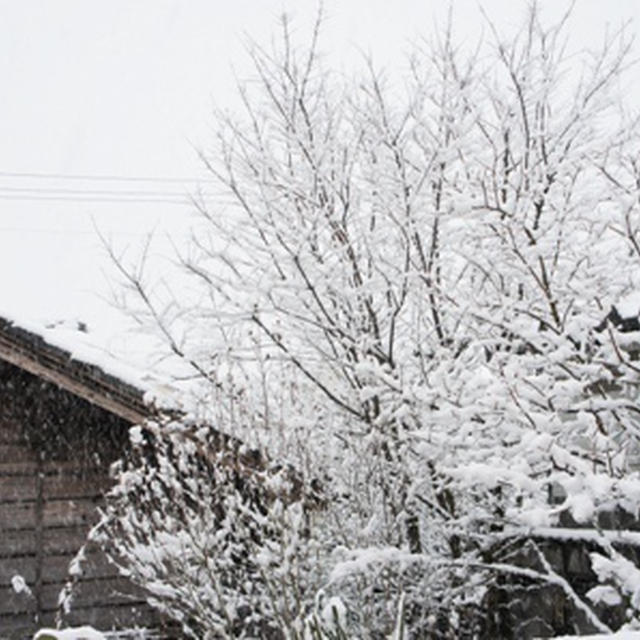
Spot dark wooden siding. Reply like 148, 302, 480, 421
0, 360, 161, 638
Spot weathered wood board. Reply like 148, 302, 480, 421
0, 355, 165, 638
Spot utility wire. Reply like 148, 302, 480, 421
0, 170, 219, 205
0, 170, 215, 183
0, 194, 195, 205
0, 186, 207, 197
0, 226, 175, 237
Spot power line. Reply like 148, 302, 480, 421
0, 170, 215, 184
0, 186, 211, 198
0, 194, 194, 205
0, 226, 177, 237
0, 169, 220, 205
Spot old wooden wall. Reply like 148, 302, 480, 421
0, 360, 160, 638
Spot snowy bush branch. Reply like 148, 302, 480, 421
99, 5, 640, 637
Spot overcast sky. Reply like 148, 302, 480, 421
0, 0, 638, 344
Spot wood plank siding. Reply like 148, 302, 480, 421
0, 319, 165, 638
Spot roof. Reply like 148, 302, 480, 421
0, 315, 151, 423
0, 312, 280, 488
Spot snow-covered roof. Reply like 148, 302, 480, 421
0, 313, 165, 423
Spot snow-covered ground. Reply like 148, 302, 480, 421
34, 629, 106, 640
553, 634, 640, 639
34, 628, 155, 640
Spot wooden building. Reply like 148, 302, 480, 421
0, 316, 162, 638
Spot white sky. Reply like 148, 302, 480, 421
0, 0, 638, 346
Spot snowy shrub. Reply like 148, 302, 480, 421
93, 419, 326, 638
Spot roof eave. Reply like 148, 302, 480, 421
0, 317, 148, 424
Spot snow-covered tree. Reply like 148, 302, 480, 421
96, 5, 640, 638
